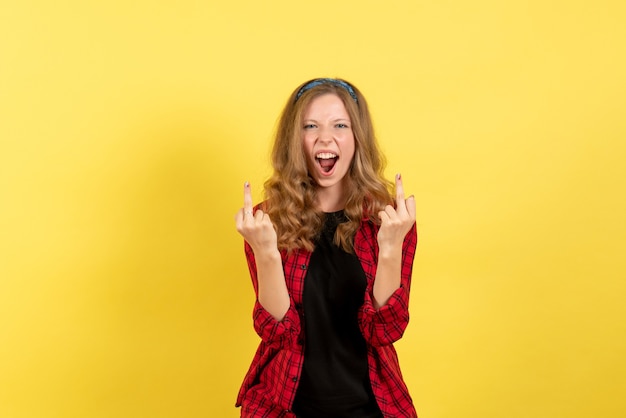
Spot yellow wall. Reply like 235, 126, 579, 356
1, 1, 625, 417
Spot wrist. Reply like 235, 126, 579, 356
252, 246, 281, 261
377, 243, 402, 260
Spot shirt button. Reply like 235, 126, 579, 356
300, 264, 307, 270
292, 377, 298, 382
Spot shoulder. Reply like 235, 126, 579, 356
354, 217, 378, 254
358, 210, 379, 234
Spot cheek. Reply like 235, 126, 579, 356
302, 133, 314, 152
301, 138, 316, 166
344, 135, 356, 160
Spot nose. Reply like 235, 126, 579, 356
317, 126, 333, 143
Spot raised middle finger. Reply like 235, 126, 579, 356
395, 174, 408, 215
243, 181, 253, 216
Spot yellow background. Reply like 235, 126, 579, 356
1, 1, 625, 417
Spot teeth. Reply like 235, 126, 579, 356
316, 152, 337, 159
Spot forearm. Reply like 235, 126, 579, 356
255, 248, 290, 321
372, 244, 403, 309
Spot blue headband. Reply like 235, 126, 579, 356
295, 78, 358, 103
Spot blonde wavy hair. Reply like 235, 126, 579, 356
264, 78, 393, 253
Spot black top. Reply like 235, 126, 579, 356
292, 211, 383, 418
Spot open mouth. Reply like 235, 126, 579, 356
316, 152, 338, 173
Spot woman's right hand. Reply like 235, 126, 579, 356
235, 182, 279, 256
235, 182, 288, 321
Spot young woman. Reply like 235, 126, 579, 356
235, 78, 418, 418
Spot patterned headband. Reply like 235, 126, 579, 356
295, 78, 358, 103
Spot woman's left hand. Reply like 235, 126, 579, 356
377, 174, 416, 253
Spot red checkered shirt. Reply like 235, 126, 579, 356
236, 218, 418, 418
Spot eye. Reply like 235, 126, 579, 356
336, 123, 349, 129
303, 123, 317, 129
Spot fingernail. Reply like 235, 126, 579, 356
396, 173, 401, 180
244, 181, 249, 188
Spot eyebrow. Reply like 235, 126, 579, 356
303, 118, 351, 123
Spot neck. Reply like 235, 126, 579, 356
315, 184, 348, 212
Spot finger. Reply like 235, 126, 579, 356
384, 205, 397, 219
379, 210, 389, 224
406, 195, 416, 220
234, 208, 245, 231
254, 209, 264, 222
243, 181, 253, 213
235, 208, 244, 223
395, 173, 406, 212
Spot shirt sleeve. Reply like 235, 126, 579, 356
244, 240, 302, 350
358, 223, 418, 347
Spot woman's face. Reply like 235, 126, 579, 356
301, 93, 356, 199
